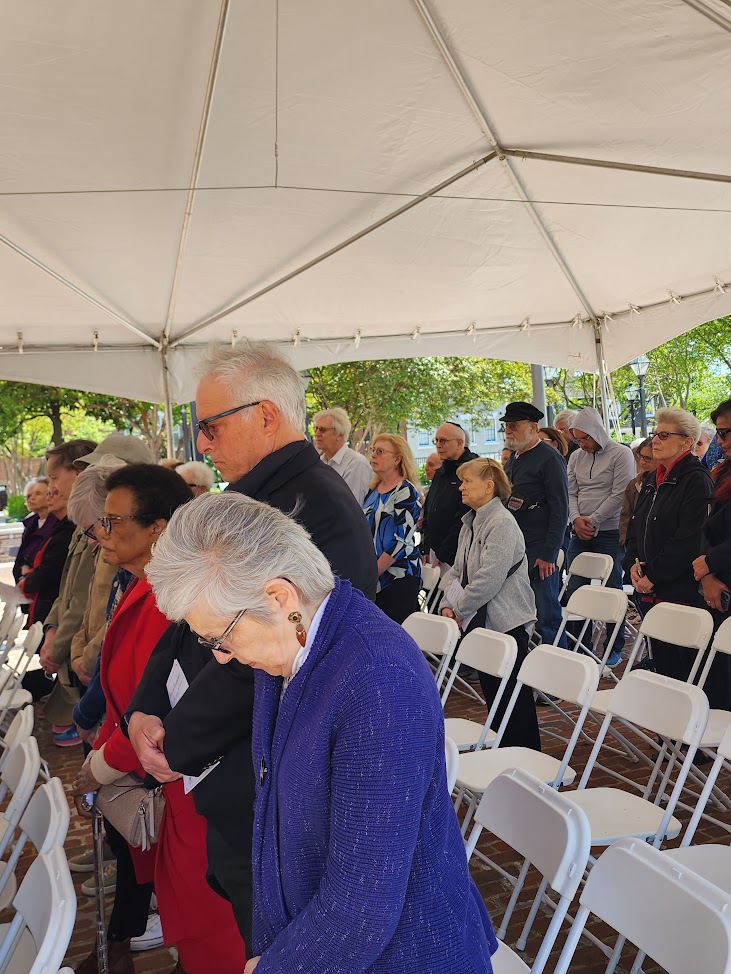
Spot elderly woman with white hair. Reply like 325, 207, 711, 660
624, 407, 714, 686
146, 492, 498, 974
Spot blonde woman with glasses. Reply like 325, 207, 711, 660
363, 434, 422, 623
440, 458, 540, 751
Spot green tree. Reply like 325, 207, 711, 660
307, 357, 531, 448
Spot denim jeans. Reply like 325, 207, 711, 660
566, 529, 626, 650
528, 560, 567, 648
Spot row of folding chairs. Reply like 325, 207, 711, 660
463, 764, 731, 974
0, 704, 74, 974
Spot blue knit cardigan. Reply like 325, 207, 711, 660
251, 578, 497, 973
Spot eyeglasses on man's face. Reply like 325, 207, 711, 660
313, 425, 335, 435
432, 437, 459, 446
197, 401, 262, 441
83, 521, 99, 541
197, 609, 247, 655
650, 430, 688, 441
715, 427, 731, 442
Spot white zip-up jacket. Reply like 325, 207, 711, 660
568, 407, 636, 532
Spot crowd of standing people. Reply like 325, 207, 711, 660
7, 337, 731, 974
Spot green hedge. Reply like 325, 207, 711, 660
7, 496, 28, 521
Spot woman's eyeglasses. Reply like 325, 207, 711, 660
98, 514, 151, 533
197, 609, 247, 654
649, 430, 687, 441
716, 427, 731, 441
638, 454, 654, 463
196, 402, 261, 441
372, 448, 396, 457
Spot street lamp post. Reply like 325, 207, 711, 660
630, 355, 651, 437
625, 383, 638, 437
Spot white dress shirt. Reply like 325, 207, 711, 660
321, 444, 373, 505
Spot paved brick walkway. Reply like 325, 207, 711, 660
8, 654, 731, 973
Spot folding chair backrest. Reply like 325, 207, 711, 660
21, 778, 70, 854
566, 552, 613, 583
0, 737, 41, 826
555, 838, 731, 974
711, 616, 731, 657
6, 846, 76, 974
3, 614, 24, 653
639, 601, 713, 650
474, 768, 591, 901
454, 628, 517, 677
19, 622, 44, 660
421, 563, 441, 595
563, 585, 628, 625
445, 737, 459, 793
0, 606, 18, 645
609, 670, 709, 746
0, 707, 34, 771
517, 644, 599, 706
402, 612, 459, 658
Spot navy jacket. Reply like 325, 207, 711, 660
505, 441, 569, 563
252, 579, 496, 973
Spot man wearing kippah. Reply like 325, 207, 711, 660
502, 402, 569, 646
420, 421, 478, 570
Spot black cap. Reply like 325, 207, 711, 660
500, 401, 544, 423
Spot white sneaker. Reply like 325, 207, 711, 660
130, 911, 164, 952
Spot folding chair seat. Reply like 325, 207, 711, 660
454, 646, 599, 834
441, 628, 517, 750
568, 670, 708, 848
0, 846, 76, 974
0, 738, 42, 862
402, 612, 460, 690
465, 769, 591, 974
553, 837, 731, 974
0, 777, 70, 911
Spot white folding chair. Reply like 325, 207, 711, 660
442, 629, 517, 750
695, 616, 731, 752
553, 837, 731, 974
0, 777, 70, 911
0, 846, 76, 974
0, 617, 25, 677
554, 585, 628, 671
0, 708, 34, 773
568, 670, 709, 850
558, 551, 614, 600
402, 612, 460, 690
0, 608, 20, 653
445, 737, 459, 794
454, 645, 599, 835
0, 624, 44, 728
465, 769, 591, 974
0, 738, 42, 862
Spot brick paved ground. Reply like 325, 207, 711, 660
5, 621, 731, 972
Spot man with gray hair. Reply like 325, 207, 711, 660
554, 409, 579, 454
313, 407, 372, 504
176, 460, 216, 497
124, 339, 377, 943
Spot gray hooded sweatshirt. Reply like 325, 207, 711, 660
567, 407, 636, 532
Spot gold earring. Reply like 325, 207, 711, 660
288, 611, 307, 648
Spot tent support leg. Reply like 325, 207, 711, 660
593, 324, 611, 431
161, 345, 176, 459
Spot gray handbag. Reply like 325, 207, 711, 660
95, 774, 165, 851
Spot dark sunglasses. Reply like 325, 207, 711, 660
197, 609, 247, 654
197, 402, 261, 441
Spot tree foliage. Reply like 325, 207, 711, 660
307, 357, 531, 448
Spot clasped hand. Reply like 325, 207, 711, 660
127, 713, 182, 783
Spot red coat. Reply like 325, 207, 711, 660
94, 576, 172, 774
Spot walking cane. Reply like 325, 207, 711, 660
91, 793, 110, 974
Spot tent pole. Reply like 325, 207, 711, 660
593, 323, 610, 432
161, 345, 176, 459
530, 365, 547, 417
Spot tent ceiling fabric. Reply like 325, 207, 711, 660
2, 0, 731, 403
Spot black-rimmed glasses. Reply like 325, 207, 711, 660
715, 427, 731, 441
197, 609, 247, 655
98, 514, 151, 534
197, 402, 262, 441
82, 522, 99, 541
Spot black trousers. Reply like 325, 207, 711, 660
376, 575, 422, 624
474, 623, 542, 752
104, 819, 153, 942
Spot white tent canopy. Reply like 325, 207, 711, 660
2, 0, 731, 406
